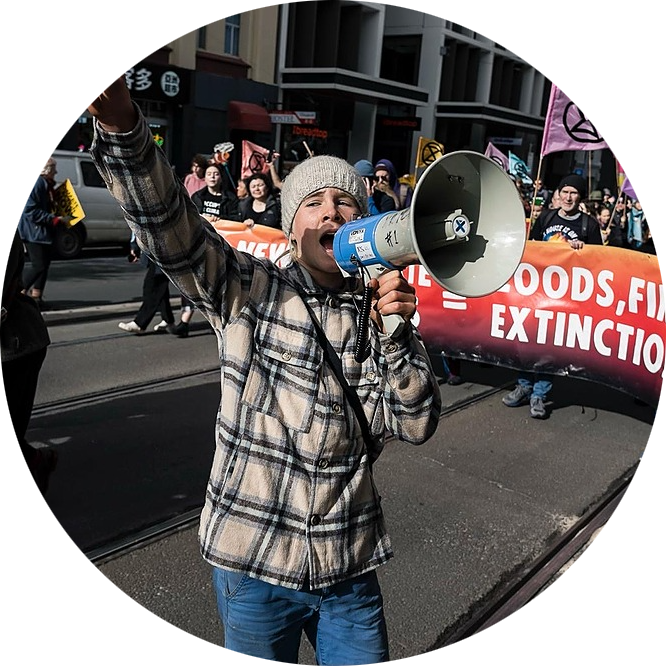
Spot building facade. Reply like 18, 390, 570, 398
56, 2, 614, 192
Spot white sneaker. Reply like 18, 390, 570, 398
118, 321, 144, 334
153, 320, 175, 332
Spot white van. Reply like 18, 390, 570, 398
51, 150, 130, 258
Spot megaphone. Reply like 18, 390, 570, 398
334, 150, 527, 299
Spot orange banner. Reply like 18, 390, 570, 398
410, 242, 664, 407
214, 224, 665, 407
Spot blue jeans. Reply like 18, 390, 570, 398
518, 374, 552, 399
212, 567, 390, 664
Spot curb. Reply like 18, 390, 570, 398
41, 297, 182, 326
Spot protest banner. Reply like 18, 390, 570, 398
213, 223, 664, 407
241, 140, 272, 180
52, 179, 85, 226
484, 142, 509, 172
541, 85, 609, 157
411, 242, 664, 407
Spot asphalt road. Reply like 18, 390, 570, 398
12, 251, 659, 663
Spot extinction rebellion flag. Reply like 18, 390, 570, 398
541, 85, 609, 157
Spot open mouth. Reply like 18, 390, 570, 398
320, 231, 336, 252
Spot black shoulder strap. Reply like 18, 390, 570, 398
298, 294, 378, 462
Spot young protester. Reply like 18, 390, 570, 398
504, 174, 603, 419
87, 77, 441, 664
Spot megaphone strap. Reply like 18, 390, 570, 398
282, 273, 379, 464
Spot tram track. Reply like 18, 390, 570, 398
80, 372, 643, 650
32, 367, 221, 417
432, 466, 636, 649
86, 381, 512, 565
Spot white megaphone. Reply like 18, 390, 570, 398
334, 150, 526, 296
333, 150, 527, 352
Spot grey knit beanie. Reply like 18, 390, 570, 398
280, 155, 368, 236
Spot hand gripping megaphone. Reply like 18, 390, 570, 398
333, 150, 527, 357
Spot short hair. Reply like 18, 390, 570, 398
244, 171, 272, 191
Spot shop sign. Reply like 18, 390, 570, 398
269, 111, 318, 125
124, 63, 191, 104
377, 115, 421, 131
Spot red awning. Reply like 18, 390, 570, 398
227, 101, 272, 133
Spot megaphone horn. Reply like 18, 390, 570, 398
333, 150, 527, 299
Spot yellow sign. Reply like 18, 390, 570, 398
52, 179, 85, 227
415, 136, 444, 168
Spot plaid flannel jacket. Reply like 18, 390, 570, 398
90, 111, 441, 590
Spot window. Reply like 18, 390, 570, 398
225, 15, 240, 56
197, 26, 206, 50
380, 35, 421, 87
81, 161, 107, 188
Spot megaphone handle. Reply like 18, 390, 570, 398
353, 284, 373, 363
363, 264, 404, 337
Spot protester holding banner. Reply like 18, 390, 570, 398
504, 173, 603, 419
88, 76, 441, 664
18, 157, 72, 309
190, 164, 241, 224
239, 171, 281, 229
597, 206, 623, 247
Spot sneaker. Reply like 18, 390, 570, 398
118, 321, 145, 334
530, 395, 547, 419
447, 374, 463, 386
174, 321, 190, 338
502, 384, 531, 407
154, 320, 178, 334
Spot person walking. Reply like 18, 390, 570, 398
183, 154, 208, 197
117, 234, 177, 335
2, 229, 56, 494
503, 173, 603, 419
88, 76, 441, 665
18, 157, 72, 309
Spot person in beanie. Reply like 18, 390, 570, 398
528, 173, 602, 248
87, 77, 441, 664
503, 173, 603, 419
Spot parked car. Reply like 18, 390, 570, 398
51, 149, 130, 258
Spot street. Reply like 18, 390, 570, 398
14, 250, 655, 663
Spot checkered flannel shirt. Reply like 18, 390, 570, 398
91, 111, 442, 590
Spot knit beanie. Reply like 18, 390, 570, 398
557, 174, 587, 199
280, 155, 368, 236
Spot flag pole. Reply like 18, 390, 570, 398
529, 156, 544, 230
